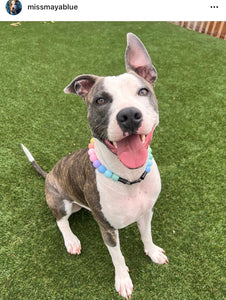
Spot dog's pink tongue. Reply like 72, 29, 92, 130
117, 134, 148, 169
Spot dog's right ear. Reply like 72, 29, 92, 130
64, 75, 98, 100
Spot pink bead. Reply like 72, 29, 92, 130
90, 154, 98, 162
88, 149, 95, 155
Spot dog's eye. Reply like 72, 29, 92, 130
96, 98, 105, 105
138, 88, 149, 96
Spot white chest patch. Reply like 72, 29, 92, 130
96, 158, 161, 229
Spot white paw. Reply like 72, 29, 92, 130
64, 234, 81, 255
145, 244, 169, 265
115, 269, 133, 299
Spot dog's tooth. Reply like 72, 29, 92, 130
113, 141, 118, 148
141, 135, 145, 143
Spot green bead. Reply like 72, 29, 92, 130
149, 154, 153, 160
112, 173, 119, 181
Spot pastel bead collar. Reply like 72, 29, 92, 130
88, 138, 153, 185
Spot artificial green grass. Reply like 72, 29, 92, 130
0, 22, 225, 299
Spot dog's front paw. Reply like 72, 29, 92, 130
145, 244, 168, 265
115, 268, 133, 299
64, 234, 81, 255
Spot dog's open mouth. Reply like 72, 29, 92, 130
105, 128, 155, 169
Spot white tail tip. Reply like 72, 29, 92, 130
21, 144, 35, 162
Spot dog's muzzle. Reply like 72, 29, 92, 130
116, 107, 142, 135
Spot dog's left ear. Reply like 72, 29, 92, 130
125, 33, 157, 85
64, 75, 98, 100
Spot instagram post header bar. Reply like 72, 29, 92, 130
1, 0, 225, 21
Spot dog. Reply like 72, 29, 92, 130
8, 0, 18, 14
22, 33, 168, 299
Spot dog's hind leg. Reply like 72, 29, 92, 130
45, 178, 82, 255
56, 200, 82, 255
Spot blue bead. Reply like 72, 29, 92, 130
149, 154, 153, 160
98, 165, 106, 173
145, 166, 151, 173
147, 160, 153, 167
104, 170, 112, 178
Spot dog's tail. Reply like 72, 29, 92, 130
21, 144, 47, 179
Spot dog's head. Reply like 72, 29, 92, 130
64, 33, 159, 169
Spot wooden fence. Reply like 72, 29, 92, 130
171, 22, 226, 40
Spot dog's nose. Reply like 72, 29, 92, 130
116, 107, 143, 134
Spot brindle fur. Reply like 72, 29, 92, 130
45, 149, 116, 247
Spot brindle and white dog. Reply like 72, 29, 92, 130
22, 33, 168, 299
